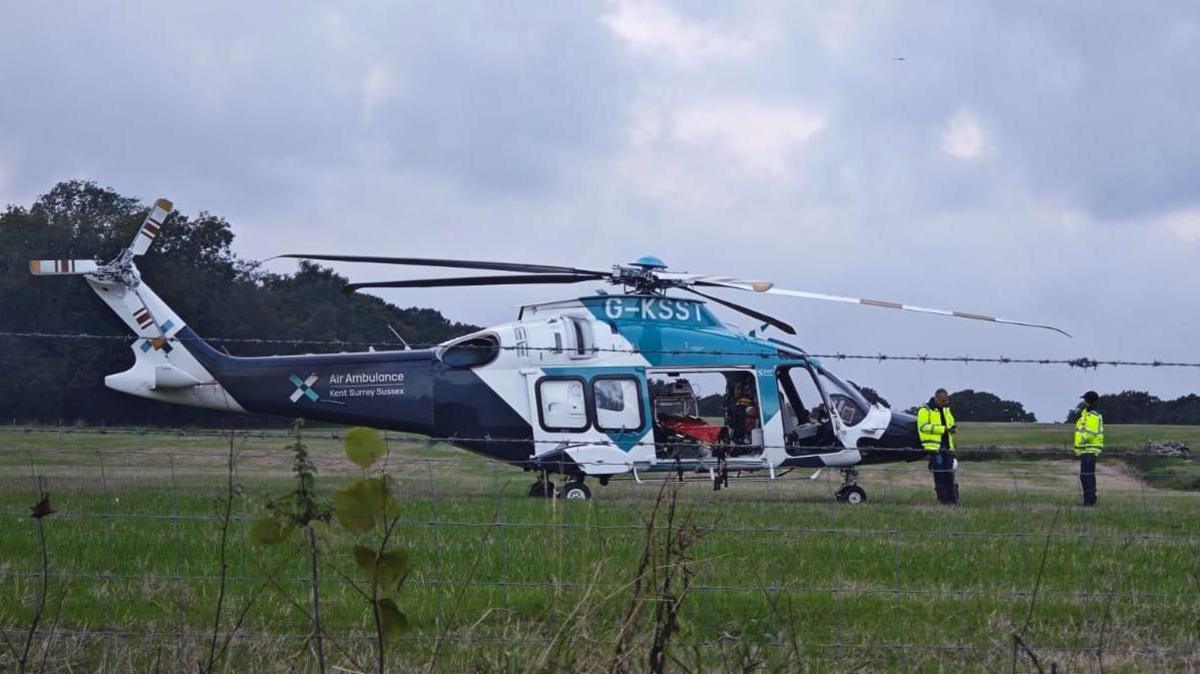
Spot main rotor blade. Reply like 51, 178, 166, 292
277, 253, 606, 277
699, 281, 1071, 337
658, 273, 774, 291
343, 273, 600, 294
681, 287, 797, 335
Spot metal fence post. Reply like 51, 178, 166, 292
169, 451, 184, 673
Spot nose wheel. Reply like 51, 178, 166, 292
528, 473, 593, 501
834, 468, 867, 504
560, 480, 592, 501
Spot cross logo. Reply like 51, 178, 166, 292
289, 374, 320, 403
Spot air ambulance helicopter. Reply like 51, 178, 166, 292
30, 199, 1068, 502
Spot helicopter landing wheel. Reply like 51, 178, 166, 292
834, 467, 865, 504
560, 481, 592, 501
835, 485, 867, 504
528, 473, 556, 498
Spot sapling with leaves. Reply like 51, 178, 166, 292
333, 426, 411, 674
250, 425, 411, 674
249, 420, 334, 673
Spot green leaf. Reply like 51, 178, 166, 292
344, 427, 386, 469
375, 549, 409, 587
248, 515, 292, 545
376, 598, 409, 641
333, 478, 396, 533
352, 544, 376, 570
352, 545, 410, 589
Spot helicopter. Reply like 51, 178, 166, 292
31, 199, 1068, 502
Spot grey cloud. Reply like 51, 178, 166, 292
2, 1, 1199, 420
0, 3, 628, 203
802, 3, 1200, 220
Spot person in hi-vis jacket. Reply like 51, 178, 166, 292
1074, 391, 1104, 506
917, 388, 958, 505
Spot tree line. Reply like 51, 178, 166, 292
1064, 391, 1200, 425
4, 182, 1197, 428
902, 389, 1038, 422
0, 181, 480, 426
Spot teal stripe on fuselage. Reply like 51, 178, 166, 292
578, 295, 786, 425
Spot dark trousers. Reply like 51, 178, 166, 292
1078, 453, 1097, 505
928, 450, 958, 504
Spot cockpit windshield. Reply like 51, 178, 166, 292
814, 366, 871, 426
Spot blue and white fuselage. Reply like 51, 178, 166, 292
87, 267, 924, 493
34, 207, 1067, 502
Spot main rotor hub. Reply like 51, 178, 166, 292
612, 255, 675, 294
630, 255, 667, 270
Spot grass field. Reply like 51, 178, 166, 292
0, 424, 1198, 672
955, 421, 1200, 451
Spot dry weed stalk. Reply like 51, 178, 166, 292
609, 480, 708, 674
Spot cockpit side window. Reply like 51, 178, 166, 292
814, 368, 870, 426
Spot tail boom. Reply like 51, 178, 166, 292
85, 274, 246, 412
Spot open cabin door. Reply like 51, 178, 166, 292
646, 368, 767, 470
778, 362, 889, 452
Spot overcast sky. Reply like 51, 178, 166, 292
3, 1, 1199, 421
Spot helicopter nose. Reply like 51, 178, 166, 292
876, 410, 921, 449
856, 410, 926, 465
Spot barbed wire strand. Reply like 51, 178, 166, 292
0, 424, 1175, 461
4, 625, 1194, 656
1, 329, 1198, 368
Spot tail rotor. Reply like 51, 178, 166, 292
28, 197, 173, 277
29, 196, 179, 343
129, 198, 172, 257
28, 259, 100, 276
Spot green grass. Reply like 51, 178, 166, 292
1, 428, 1198, 672
1123, 456, 1200, 491
952, 422, 1200, 491
956, 421, 1200, 451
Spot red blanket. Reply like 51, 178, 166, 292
659, 414, 723, 444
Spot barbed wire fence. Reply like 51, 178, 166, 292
4, 329, 1200, 368
0, 330, 1198, 671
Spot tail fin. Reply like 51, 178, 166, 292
29, 197, 243, 412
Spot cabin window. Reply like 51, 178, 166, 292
537, 377, 589, 432
592, 377, 644, 432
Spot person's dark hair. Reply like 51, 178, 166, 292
935, 388, 948, 396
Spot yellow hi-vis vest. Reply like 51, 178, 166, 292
1074, 409, 1104, 455
917, 405, 956, 451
